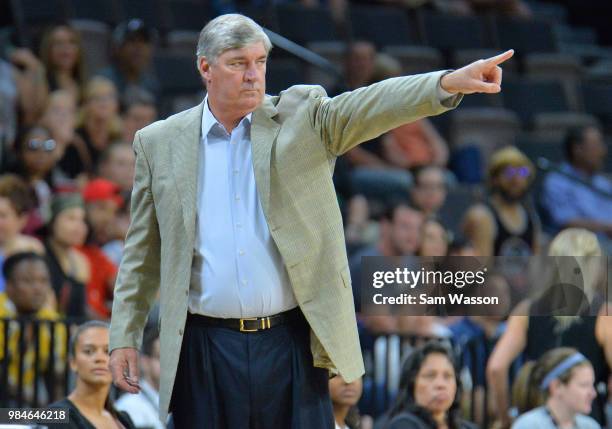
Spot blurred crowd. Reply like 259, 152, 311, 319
1, 0, 611, 428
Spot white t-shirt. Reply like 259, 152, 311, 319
512, 406, 600, 429
115, 380, 164, 429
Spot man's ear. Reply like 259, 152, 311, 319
198, 57, 212, 84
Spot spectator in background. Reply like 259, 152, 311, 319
511, 347, 599, 429
75, 77, 122, 176
376, 341, 477, 429
115, 324, 164, 429
338, 42, 413, 205
418, 218, 450, 257
98, 142, 135, 195
487, 228, 611, 428
44, 193, 90, 318
411, 166, 448, 218
0, 47, 48, 128
463, 146, 540, 257
350, 203, 424, 334
121, 87, 158, 144
382, 118, 448, 169
0, 252, 67, 406
542, 126, 612, 246
8, 126, 67, 231
0, 174, 43, 303
80, 179, 121, 319
39, 25, 85, 102
330, 375, 364, 429
41, 90, 92, 182
99, 19, 160, 101
47, 321, 136, 429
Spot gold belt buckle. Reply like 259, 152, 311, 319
239, 317, 259, 332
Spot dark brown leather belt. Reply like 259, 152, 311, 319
187, 307, 303, 333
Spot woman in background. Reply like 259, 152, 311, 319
379, 341, 477, 429
511, 347, 599, 429
48, 321, 135, 429
40, 24, 85, 102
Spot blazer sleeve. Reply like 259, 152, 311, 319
309, 71, 462, 156
109, 131, 161, 352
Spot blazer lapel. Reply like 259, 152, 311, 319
251, 96, 280, 215
170, 102, 204, 241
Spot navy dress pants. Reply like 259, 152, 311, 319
169, 310, 335, 429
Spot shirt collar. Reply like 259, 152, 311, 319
201, 96, 252, 141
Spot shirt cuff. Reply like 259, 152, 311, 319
437, 77, 455, 101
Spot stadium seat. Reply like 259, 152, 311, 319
582, 82, 612, 128
276, 4, 338, 45
585, 60, 612, 85
450, 107, 522, 163
154, 53, 203, 96
515, 135, 564, 166
70, 20, 111, 78
383, 46, 443, 75
168, 0, 210, 32
67, 0, 119, 25
524, 53, 583, 110
266, 58, 305, 95
457, 92, 503, 109
349, 5, 417, 48
533, 112, 600, 141
421, 12, 489, 53
305, 41, 345, 89
502, 79, 570, 126
14, 0, 69, 26
494, 18, 557, 54
527, 0, 568, 24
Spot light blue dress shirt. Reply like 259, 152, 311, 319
188, 98, 298, 318
542, 162, 612, 235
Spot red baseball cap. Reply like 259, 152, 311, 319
82, 179, 124, 207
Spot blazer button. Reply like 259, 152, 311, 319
179, 329, 183, 336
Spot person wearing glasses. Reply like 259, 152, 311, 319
462, 146, 540, 257
7, 125, 68, 234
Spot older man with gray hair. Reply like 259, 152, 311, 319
108, 13, 513, 429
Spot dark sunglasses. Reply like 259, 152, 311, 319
27, 139, 56, 152
502, 165, 530, 179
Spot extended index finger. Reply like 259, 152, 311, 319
486, 49, 514, 66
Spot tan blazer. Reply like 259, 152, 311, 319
109, 71, 462, 422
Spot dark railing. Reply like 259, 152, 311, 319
0, 317, 84, 408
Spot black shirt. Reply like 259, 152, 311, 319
48, 398, 136, 429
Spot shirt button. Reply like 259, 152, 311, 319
235, 195, 240, 201
242, 280, 248, 286
236, 223, 242, 228
239, 250, 245, 256
233, 169, 239, 174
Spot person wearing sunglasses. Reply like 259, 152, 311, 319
7, 125, 70, 234
462, 146, 540, 257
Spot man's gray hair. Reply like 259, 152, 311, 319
196, 14, 272, 64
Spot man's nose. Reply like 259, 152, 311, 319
244, 63, 257, 81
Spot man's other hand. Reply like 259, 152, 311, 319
441, 49, 514, 95
109, 347, 141, 393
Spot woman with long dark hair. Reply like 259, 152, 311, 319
48, 320, 135, 429
381, 341, 477, 429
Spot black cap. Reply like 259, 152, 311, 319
112, 19, 155, 45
